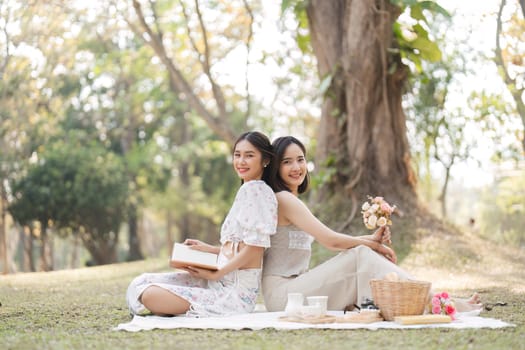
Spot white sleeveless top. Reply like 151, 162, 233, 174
263, 224, 314, 277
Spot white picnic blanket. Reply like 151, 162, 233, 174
114, 309, 514, 332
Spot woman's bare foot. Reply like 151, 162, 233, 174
454, 292, 483, 312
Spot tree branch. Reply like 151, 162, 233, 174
242, 0, 254, 119
130, 0, 236, 145
193, 0, 228, 118
495, 0, 525, 151
495, 0, 514, 87
0, 1, 12, 80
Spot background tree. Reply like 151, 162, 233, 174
58, 17, 174, 261
0, 0, 70, 272
495, 0, 525, 152
292, 0, 448, 228
479, 169, 525, 247
123, 0, 256, 145
9, 141, 129, 266
405, 22, 475, 219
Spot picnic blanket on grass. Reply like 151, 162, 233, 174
114, 309, 513, 332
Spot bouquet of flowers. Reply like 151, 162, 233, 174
361, 196, 396, 230
430, 292, 457, 320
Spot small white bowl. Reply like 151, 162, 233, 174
300, 304, 324, 318
306, 296, 328, 314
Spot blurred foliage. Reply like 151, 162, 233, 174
404, 21, 474, 218
478, 169, 525, 247
8, 140, 129, 265
392, 1, 450, 73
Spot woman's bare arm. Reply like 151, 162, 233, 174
183, 239, 221, 254
278, 191, 396, 262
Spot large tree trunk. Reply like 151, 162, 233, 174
307, 0, 417, 226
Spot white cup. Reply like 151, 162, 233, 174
300, 304, 324, 318
306, 296, 328, 315
284, 293, 304, 317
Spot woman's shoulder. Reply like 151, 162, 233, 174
240, 179, 272, 191
275, 190, 301, 207
275, 190, 296, 200
238, 180, 276, 200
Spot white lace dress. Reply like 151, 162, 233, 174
126, 180, 277, 317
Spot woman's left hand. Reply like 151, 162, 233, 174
376, 243, 397, 264
182, 266, 222, 281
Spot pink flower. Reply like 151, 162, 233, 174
381, 202, 392, 213
429, 291, 456, 319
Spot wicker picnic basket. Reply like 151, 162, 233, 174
369, 279, 431, 321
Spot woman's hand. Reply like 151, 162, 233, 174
183, 239, 218, 254
182, 266, 223, 281
375, 243, 397, 264
370, 226, 392, 245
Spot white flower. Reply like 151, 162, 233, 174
361, 202, 370, 211
367, 215, 377, 228
370, 204, 379, 213
377, 217, 387, 227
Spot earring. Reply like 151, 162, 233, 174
264, 163, 268, 168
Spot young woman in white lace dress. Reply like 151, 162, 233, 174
126, 131, 277, 317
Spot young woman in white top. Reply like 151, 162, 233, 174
262, 136, 481, 312
126, 131, 277, 317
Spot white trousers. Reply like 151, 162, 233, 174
262, 245, 413, 311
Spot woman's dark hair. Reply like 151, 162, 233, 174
269, 136, 310, 194
233, 131, 274, 184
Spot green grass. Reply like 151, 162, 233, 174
1, 236, 524, 350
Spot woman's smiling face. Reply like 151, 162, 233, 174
233, 139, 265, 182
279, 143, 307, 194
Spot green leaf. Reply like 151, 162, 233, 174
297, 33, 310, 53
411, 36, 442, 62
417, 1, 451, 18
410, 4, 425, 22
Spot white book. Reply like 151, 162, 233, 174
169, 243, 219, 271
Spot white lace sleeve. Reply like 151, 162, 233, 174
223, 181, 277, 247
